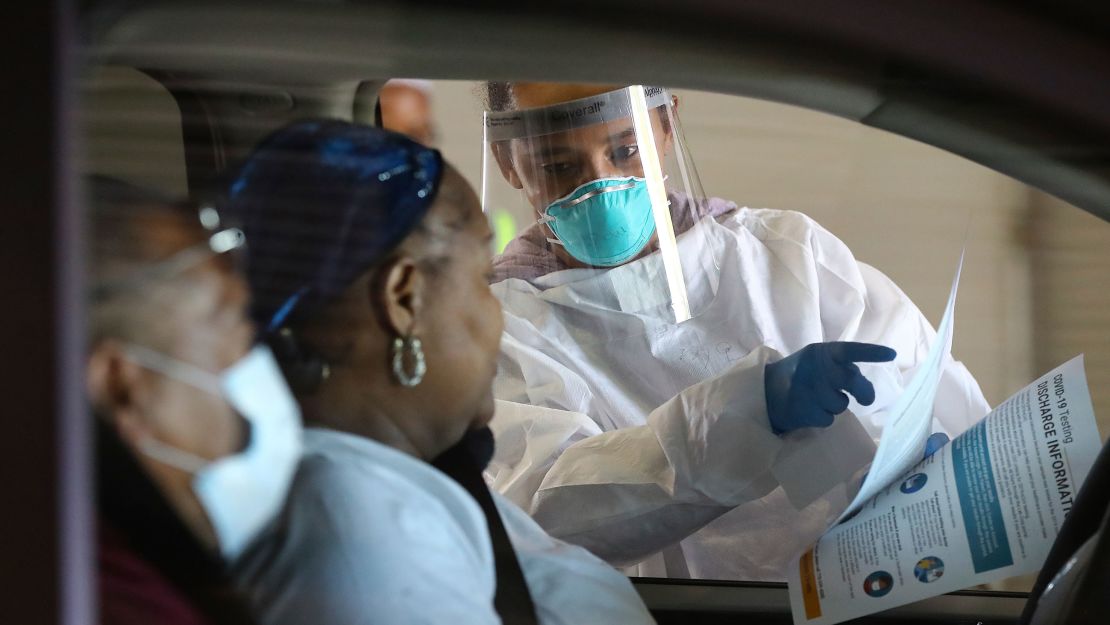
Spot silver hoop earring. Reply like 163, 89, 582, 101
391, 335, 427, 387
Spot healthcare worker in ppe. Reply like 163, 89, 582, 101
481, 83, 990, 580
87, 177, 303, 625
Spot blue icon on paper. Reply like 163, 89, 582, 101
863, 571, 894, 598
900, 473, 928, 494
914, 556, 945, 583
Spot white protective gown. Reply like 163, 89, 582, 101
488, 200, 990, 581
232, 427, 655, 625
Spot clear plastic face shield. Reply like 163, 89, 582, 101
482, 85, 722, 328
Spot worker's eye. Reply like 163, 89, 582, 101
612, 144, 639, 164
540, 161, 576, 175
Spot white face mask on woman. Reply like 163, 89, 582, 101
123, 344, 303, 561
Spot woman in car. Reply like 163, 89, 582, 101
225, 121, 656, 624
88, 177, 303, 625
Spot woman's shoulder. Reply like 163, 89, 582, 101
99, 521, 225, 625
294, 428, 487, 530
234, 429, 499, 624
247, 427, 494, 585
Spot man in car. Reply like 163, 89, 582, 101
378, 78, 437, 146
480, 82, 989, 580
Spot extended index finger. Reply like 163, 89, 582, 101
827, 341, 897, 364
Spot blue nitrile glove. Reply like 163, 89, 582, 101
765, 341, 897, 435
924, 432, 949, 458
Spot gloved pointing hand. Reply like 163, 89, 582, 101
765, 341, 897, 434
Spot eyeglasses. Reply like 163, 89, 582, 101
89, 227, 245, 301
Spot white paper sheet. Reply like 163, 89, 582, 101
788, 355, 1102, 625
835, 251, 964, 523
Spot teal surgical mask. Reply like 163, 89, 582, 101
540, 176, 656, 267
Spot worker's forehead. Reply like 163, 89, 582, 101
512, 83, 622, 109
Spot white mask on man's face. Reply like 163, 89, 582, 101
123, 344, 303, 561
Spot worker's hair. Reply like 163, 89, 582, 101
86, 176, 203, 347
483, 81, 515, 112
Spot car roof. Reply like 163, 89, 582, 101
83, 0, 1110, 218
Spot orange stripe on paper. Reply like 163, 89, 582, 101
799, 549, 822, 619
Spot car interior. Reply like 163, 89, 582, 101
7, 1, 1110, 623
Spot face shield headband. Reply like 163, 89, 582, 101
483, 85, 670, 142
